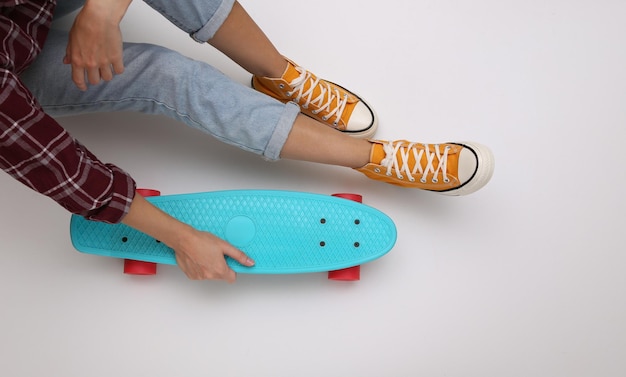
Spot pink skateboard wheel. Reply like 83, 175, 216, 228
328, 266, 361, 281
136, 188, 161, 197
124, 188, 160, 275
124, 259, 157, 275
329, 193, 363, 281
331, 193, 363, 203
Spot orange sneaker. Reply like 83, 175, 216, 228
252, 59, 377, 138
356, 140, 495, 195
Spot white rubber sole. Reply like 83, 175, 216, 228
324, 82, 378, 139
437, 142, 495, 196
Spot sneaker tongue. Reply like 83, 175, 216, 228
281, 61, 301, 82
370, 143, 387, 165
370, 141, 420, 170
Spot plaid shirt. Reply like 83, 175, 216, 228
1, 0, 135, 223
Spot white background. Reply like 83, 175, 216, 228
2, 0, 625, 376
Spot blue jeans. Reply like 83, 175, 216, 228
20, 0, 299, 160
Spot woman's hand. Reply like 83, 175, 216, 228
64, 0, 132, 90
122, 192, 255, 282
173, 227, 255, 282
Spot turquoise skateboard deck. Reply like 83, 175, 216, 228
70, 190, 396, 279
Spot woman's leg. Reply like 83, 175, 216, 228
23, 2, 494, 195
21, 29, 299, 160
280, 114, 371, 168
145, 0, 377, 137
205, 2, 287, 78
279, 114, 494, 197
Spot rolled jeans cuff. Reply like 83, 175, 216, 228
264, 102, 300, 161
191, 0, 235, 42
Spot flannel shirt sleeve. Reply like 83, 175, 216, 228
2, 0, 135, 223
1, 69, 136, 223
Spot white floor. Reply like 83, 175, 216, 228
2, 1, 625, 376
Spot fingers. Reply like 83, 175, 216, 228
67, 60, 120, 91
211, 247, 255, 283
112, 60, 125, 75
175, 235, 255, 283
64, 46, 124, 90
214, 246, 254, 283
225, 247, 256, 268
223, 269, 237, 284
64, 3, 127, 91
187, 262, 237, 283
97, 65, 114, 82
178, 256, 237, 282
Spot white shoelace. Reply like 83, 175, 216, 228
380, 141, 451, 183
286, 66, 348, 126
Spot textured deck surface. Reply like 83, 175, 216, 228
70, 190, 397, 273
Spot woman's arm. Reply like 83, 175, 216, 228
122, 192, 255, 282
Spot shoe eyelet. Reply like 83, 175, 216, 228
322, 116, 328, 121
386, 173, 392, 177
420, 178, 427, 183
444, 178, 450, 183
409, 177, 415, 182
374, 168, 381, 173
286, 91, 292, 96
279, 84, 285, 89
432, 178, 438, 183
333, 121, 338, 126
398, 175, 404, 179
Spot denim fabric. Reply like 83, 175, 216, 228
20, 0, 298, 160
53, 0, 85, 19
142, 0, 235, 42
